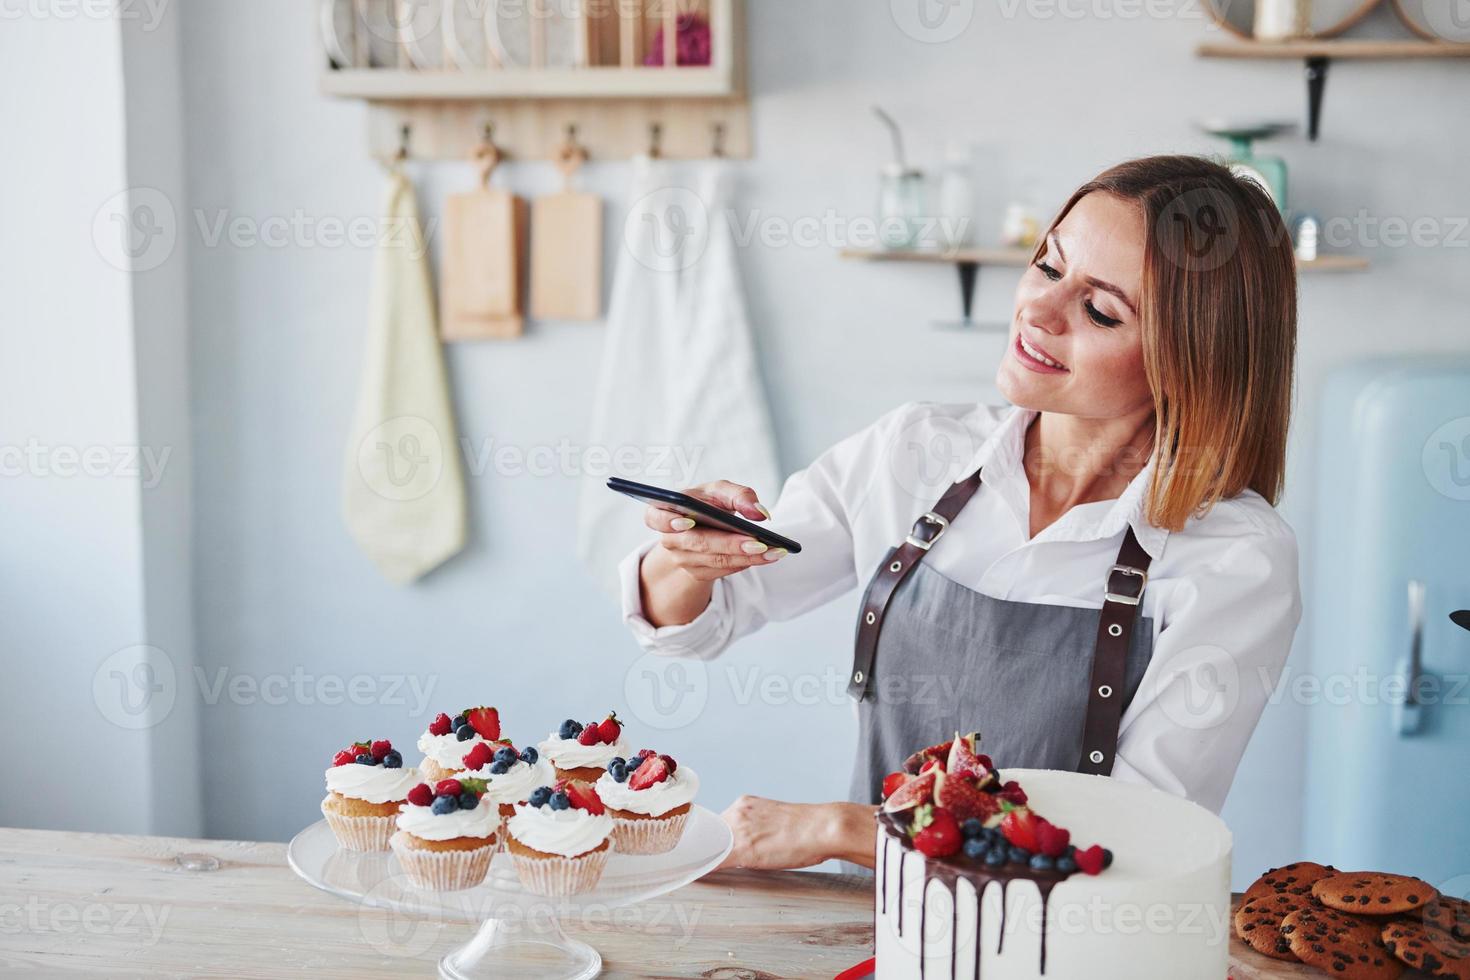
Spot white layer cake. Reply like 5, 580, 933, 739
875, 769, 1232, 980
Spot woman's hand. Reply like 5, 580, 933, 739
717, 796, 878, 871
638, 481, 784, 628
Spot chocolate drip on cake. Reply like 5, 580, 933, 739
881, 812, 1070, 979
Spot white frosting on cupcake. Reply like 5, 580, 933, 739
508, 804, 613, 857
460, 758, 556, 806
595, 765, 699, 816
396, 800, 500, 842
417, 729, 488, 770
324, 762, 421, 805
537, 732, 629, 770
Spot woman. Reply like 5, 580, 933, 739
618, 155, 1302, 870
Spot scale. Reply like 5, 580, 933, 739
288, 807, 732, 979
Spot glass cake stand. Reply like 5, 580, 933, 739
288, 806, 732, 979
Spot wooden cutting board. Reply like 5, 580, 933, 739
441, 185, 527, 341
529, 188, 602, 320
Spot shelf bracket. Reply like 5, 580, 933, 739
1305, 55, 1330, 141
934, 260, 1008, 331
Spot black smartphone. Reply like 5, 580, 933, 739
606, 477, 802, 554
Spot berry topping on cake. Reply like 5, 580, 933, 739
333, 740, 400, 768
595, 711, 621, 744
997, 780, 1028, 806
576, 723, 601, 745
628, 754, 672, 790
881, 772, 908, 800
435, 778, 464, 798
945, 733, 996, 788
419, 777, 486, 816
463, 706, 501, 741
607, 758, 628, 782
1074, 844, 1106, 875
370, 739, 391, 760
1000, 807, 1041, 852
407, 783, 433, 807
332, 749, 356, 767
428, 713, 452, 736
1036, 819, 1071, 858
882, 770, 937, 813
462, 741, 495, 772
934, 770, 1004, 825
558, 719, 584, 740
903, 737, 955, 774
658, 753, 678, 774
910, 804, 963, 858
519, 746, 538, 764
562, 779, 606, 816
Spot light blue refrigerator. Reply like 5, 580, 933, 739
1306, 359, 1470, 892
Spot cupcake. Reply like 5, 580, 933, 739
321, 739, 420, 852
538, 711, 629, 782
390, 776, 500, 890
595, 751, 698, 854
457, 739, 554, 827
416, 705, 501, 782
505, 780, 614, 897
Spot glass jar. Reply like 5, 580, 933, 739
877, 165, 926, 250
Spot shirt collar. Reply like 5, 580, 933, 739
958, 406, 1168, 560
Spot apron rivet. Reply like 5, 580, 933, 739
889, 560, 902, 573
1107, 623, 1123, 637
865, 611, 876, 625
853, 671, 864, 683
1098, 684, 1113, 698
1089, 750, 1105, 764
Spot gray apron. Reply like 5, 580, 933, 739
846, 471, 1155, 804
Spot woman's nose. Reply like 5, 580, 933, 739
1020, 286, 1069, 336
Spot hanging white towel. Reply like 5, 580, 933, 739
577, 157, 781, 597
343, 172, 467, 584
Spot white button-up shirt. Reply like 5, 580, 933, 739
619, 402, 1301, 814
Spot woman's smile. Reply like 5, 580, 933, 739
1014, 333, 1069, 374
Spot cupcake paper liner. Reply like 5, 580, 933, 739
389, 832, 498, 891
610, 809, 689, 855
321, 803, 396, 852
510, 845, 611, 897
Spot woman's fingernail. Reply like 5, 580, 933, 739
670, 518, 696, 531
764, 548, 788, 562
754, 502, 772, 520
741, 541, 768, 555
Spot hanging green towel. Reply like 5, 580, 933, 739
343, 172, 466, 584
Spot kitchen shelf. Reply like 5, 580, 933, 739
322, 66, 740, 101
1196, 39, 1470, 140
840, 248, 1369, 330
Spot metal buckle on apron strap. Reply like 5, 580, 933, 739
904, 512, 949, 551
1104, 564, 1148, 605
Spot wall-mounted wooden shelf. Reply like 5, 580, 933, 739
1196, 38, 1470, 140
320, 0, 749, 161
840, 247, 1368, 330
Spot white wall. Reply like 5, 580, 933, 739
9, 0, 1467, 890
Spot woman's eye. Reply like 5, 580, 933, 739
1085, 301, 1122, 328
1036, 260, 1062, 281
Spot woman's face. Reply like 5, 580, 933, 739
996, 192, 1153, 422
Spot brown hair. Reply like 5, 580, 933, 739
1032, 155, 1297, 531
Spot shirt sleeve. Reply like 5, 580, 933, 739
618, 404, 923, 660
1111, 519, 1302, 814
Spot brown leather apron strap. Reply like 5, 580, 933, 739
847, 472, 983, 701
1076, 526, 1153, 775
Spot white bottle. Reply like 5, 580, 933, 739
936, 141, 976, 250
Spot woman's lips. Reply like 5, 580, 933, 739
1013, 334, 1069, 374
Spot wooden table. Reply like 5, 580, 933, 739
0, 827, 1325, 978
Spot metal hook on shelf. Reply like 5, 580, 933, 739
474, 120, 502, 186
711, 122, 726, 159
648, 122, 663, 159
396, 123, 411, 162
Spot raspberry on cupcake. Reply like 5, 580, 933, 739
321, 739, 419, 852
390, 776, 500, 891
416, 706, 501, 782
505, 780, 614, 897
457, 739, 553, 826
596, 750, 698, 854
537, 712, 629, 782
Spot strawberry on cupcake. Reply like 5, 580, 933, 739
505, 779, 614, 897
321, 739, 420, 852
538, 711, 629, 782
595, 749, 698, 854
456, 738, 554, 827
390, 776, 501, 891
416, 706, 502, 782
